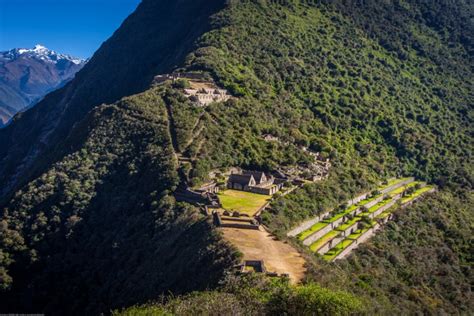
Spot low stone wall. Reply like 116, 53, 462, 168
317, 235, 345, 255
369, 198, 397, 219
339, 221, 360, 237
348, 192, 369, 206
255, 201, 271, 216
401, 188, 436, 208
288, 178, 414, 238
288, 214, 327, 237
333, 224, 383, 261
221, 216, 255, 223
220, 222, 260, 230
363, 195, 385, 209
381, 177, 415, 194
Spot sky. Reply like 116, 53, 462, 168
0, 0, 141, 59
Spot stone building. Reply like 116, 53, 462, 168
184, 88, 230, 106
227, 171, 281, 195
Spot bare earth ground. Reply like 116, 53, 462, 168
189, 80, 215, 89
221, 226, 306, 283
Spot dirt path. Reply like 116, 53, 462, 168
221, 226, 306, 283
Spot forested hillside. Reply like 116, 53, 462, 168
0, 0, 472, 314
0, 88, 238, 314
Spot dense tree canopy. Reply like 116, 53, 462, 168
0, 0, 472, 314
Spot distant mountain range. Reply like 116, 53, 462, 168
0, 45, 86, 127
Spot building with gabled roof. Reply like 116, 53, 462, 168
227, 170, 284, 195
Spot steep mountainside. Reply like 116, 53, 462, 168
0, 45, 85, 127
0, 0, 472, 315
0, 0, 226, 200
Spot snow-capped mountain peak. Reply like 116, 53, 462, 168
2, 44, 86, 65
0, 45, 87, 127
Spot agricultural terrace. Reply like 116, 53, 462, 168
379, 177, 412, 190
290, 178, 435, 261
401, 186, 435, 204
218, 189, 271, 216
297, 178, 414, 241
388, 181, 421, 197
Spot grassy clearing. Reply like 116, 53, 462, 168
218, 189, 270, 216
309, 230, 341, 252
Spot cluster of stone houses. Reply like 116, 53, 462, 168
262, 134, 331, 182
227, 170, 286, 195
184, 88, 231, 106
153, 72, 231, 106
153, 72, 208, 83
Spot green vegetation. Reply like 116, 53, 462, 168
218, 189, 270, 216
323, 239, 356, 261
114, 274, 365, 316
297, 222, 328, 241
380, 177, 412, 189
314, 191, 473, 314
401, 186, 435, 204
0, 89, 239, 314
389, 181, 422, 197
0, 0, 472, 314
336, 216, 360, 232
309, 230, 340, 252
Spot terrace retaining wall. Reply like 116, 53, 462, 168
317, 235, 345, 255
302, 223, 333, 246
381, 177, 415, 194
333, 223, 383, 261
288, 190, 373, 237
288, 178, 414, 238
369, 198, 398, 219
339, 221, 360, 237
302, 195, 384, 246
287, 214, 327, 237
348, 192, 369, 206
401, 188, 436, 208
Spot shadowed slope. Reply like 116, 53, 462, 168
0, 0, 226, 201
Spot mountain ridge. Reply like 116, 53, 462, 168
0, 45, 86, 127
0, 0, 226, 201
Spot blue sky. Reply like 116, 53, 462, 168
0, 0, 141, 58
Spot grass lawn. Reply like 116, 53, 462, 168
218, 190, 271, 216
298, 222, 328, 240
309, 230, 341, 252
